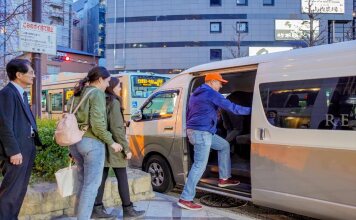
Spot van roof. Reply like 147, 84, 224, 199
181, 40, 356, 75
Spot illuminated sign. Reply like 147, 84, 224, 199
249, 47, 293, 56
66, 90, 74, 100
134, 76, 165, 87
275, 19, 319, 40
301, 0, 344, 14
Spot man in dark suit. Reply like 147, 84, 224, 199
0, 58, 42, 219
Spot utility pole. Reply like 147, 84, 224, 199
2, 0, 7, 82
0, 0, 6, 87
31, 0, 42, 118
4, 0, 6, 69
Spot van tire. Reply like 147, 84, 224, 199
145, 155, 174, 193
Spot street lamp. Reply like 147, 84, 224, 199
93, 42, 99, 66
353, 11, 356, 40
113, 0, 126, 70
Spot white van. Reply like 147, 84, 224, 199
128, 40, 356, 220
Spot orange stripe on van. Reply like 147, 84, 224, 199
129, 135, 145, 157
251, 143, 309, 171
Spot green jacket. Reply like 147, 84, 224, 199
70, 86, 114, 146
105, 97, 130, 168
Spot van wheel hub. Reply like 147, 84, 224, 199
148, 162, 164, 186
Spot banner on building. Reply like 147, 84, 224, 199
19, 21, 57, 55
301, 0, 344, 14
249, 47, 293, 56
275, 19, 320, 40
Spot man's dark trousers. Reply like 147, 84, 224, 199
0, 141, 36, 219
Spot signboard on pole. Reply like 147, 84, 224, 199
275, 19, 320, 40
249, 47, 293, 56
19, 21, 57, 55
301, 0, 344, 14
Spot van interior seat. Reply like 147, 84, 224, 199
221, 91, 253, 147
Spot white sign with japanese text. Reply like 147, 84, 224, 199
275, 20, 320, 40
19, 21, 57, 55
301, 0, 344, 14
249, 47, 293, 56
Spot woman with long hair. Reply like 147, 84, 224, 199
70, 66, 122, 220
92, 77, 145, 219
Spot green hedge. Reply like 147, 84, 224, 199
32, 118, 69, 182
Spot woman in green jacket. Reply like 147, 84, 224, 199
92, 77, 145, 219
70, 67, 122, 220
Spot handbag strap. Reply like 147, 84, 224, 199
68, 158, 73, 169
70, 88, 96, 114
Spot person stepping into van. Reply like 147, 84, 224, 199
177, 72, 251, 211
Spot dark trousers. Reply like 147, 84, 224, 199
95, 167, 131, 207
0, 140, 36, 220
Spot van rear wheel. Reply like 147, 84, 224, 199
145, 155, 174, 193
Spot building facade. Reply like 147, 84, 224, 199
72, 0, 106, 57
105, 0, 355, 74
42, 0, 72, 48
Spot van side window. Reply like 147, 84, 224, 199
260, 76, 356, 130
141, 90, 179, 121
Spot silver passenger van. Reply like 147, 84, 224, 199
128, 41, 356, 219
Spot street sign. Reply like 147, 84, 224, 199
19, 21, 57, 55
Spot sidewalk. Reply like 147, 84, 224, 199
55, 192, 257, 219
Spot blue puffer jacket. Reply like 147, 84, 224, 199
186, 84, 251, 134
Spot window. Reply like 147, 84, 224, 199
41, 91, 47, 111
236, 22, 248, 33
260, 76, 356, 130
328, 20, 353, 43
47, 65, 60, 75
49, 16, 64, 25
50, 93, 63, 112
263, 0, 274, 6
141, 91, 179, 120
131, 75, 170, 98
210, 49, 222, 61
210, 0, 221, 6
236, 0, 248, 6
210, 22, 222, 33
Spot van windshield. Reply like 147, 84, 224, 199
130, 75, 170, 98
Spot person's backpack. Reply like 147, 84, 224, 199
54, 89, 95, 146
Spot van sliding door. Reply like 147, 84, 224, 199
251, 75, 356, 219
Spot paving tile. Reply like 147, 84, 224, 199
53, 192, 256, 220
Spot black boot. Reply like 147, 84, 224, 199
91, 204, 115, 219
123, 203, 145, 219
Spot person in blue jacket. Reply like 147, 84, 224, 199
177, 72, 251, 211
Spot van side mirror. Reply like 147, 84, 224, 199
131, 110, 142, 121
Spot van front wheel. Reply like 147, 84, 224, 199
145, 155, 174, 193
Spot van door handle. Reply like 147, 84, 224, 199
164, 126, 174, 130
258, 128, 266, 140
